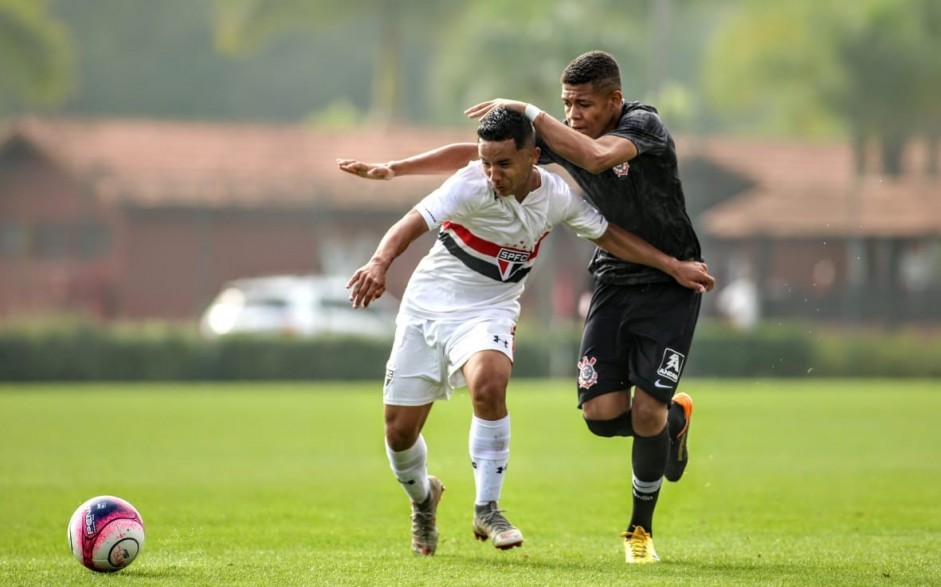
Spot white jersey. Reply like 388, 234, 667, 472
403, 161, 609, 321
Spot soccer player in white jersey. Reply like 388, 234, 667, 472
343, 107, 714, 557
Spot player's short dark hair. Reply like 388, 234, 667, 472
477, 106, 535, 151
561, 50, 621, 95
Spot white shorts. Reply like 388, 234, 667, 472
383, 312, 517, 406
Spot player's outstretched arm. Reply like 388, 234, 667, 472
465, 99, 635, 174
347, 210, 429, 308
337, 143, 477, 180
591, 224, 715, 293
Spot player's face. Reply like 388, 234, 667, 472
478, 138, 537, 198
561, 83, 622, 139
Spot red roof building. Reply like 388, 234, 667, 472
684, 136, 941, 325
1, 116, 938, 326
0, 117, 591, 323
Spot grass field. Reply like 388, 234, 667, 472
1, 379, 939, 586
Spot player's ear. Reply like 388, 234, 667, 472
531, 146, 540, 165
609, 89, 623, 108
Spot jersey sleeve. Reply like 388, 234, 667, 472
414, 162, 483, 230
551, 177, 608, 240
609, 109, 669, 156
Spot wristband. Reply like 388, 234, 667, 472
524, 103, 543, 122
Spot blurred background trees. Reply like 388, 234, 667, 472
705, 0, 941, 175
4, 0, 937, 151
0, 0, 71, 116
209, 0, 469, 126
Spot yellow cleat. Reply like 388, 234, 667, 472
621, 526, 659, 564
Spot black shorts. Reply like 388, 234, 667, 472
576, 280, 701, 406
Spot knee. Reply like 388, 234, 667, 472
631, 396, 667, 435
385, 424, 418, 452
584, 411, 633, 438
470, 379, 507, 412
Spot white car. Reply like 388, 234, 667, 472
199, 274, 398, 339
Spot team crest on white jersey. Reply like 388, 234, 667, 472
656, 348, 685, 382
612, 162, 630, 177
496, 248, 530, 281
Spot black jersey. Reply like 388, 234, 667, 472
536, 101, 702, 285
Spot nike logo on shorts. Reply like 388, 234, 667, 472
654, 379, 673, 389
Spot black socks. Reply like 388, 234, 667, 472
629, 425, 669, 534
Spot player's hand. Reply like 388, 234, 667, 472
673, 261, 715, 293
464, 99, 528, 120
336, 158, 395, 180
678, 261, 715, 293
346, 261, 387, 308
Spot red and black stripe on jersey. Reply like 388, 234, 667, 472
438, 221, 549, 283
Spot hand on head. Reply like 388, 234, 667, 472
465, 99, 528, 120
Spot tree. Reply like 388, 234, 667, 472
51, 0, 379, 123
210, 0, 466, 125
427, 0, 648, 123
426, 0, 725, 128
0, 0, 72, 117
837, 0, 941, 175
702, 0, 941, 176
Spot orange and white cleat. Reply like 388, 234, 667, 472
665, 392, 694, 482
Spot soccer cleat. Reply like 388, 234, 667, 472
410, 476, 445, 556
621, 525, 659, 564
472, 502, 524, 550
665, 392, 694, 482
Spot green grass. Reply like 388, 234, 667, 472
1, 379, 939, 586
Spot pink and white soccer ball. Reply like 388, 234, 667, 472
67, 495, 145, 572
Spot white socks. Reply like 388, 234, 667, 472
385, 435, 430, 503
387, 416, 511, 506
469, 415, 511, 506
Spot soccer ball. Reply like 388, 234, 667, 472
67, 495, 145, 572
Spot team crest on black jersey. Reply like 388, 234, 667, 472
577, 355, 598, 389
612, 162, 630, 177
497, 248, 530, 281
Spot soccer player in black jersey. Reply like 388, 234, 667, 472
338, 50, 708, 564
